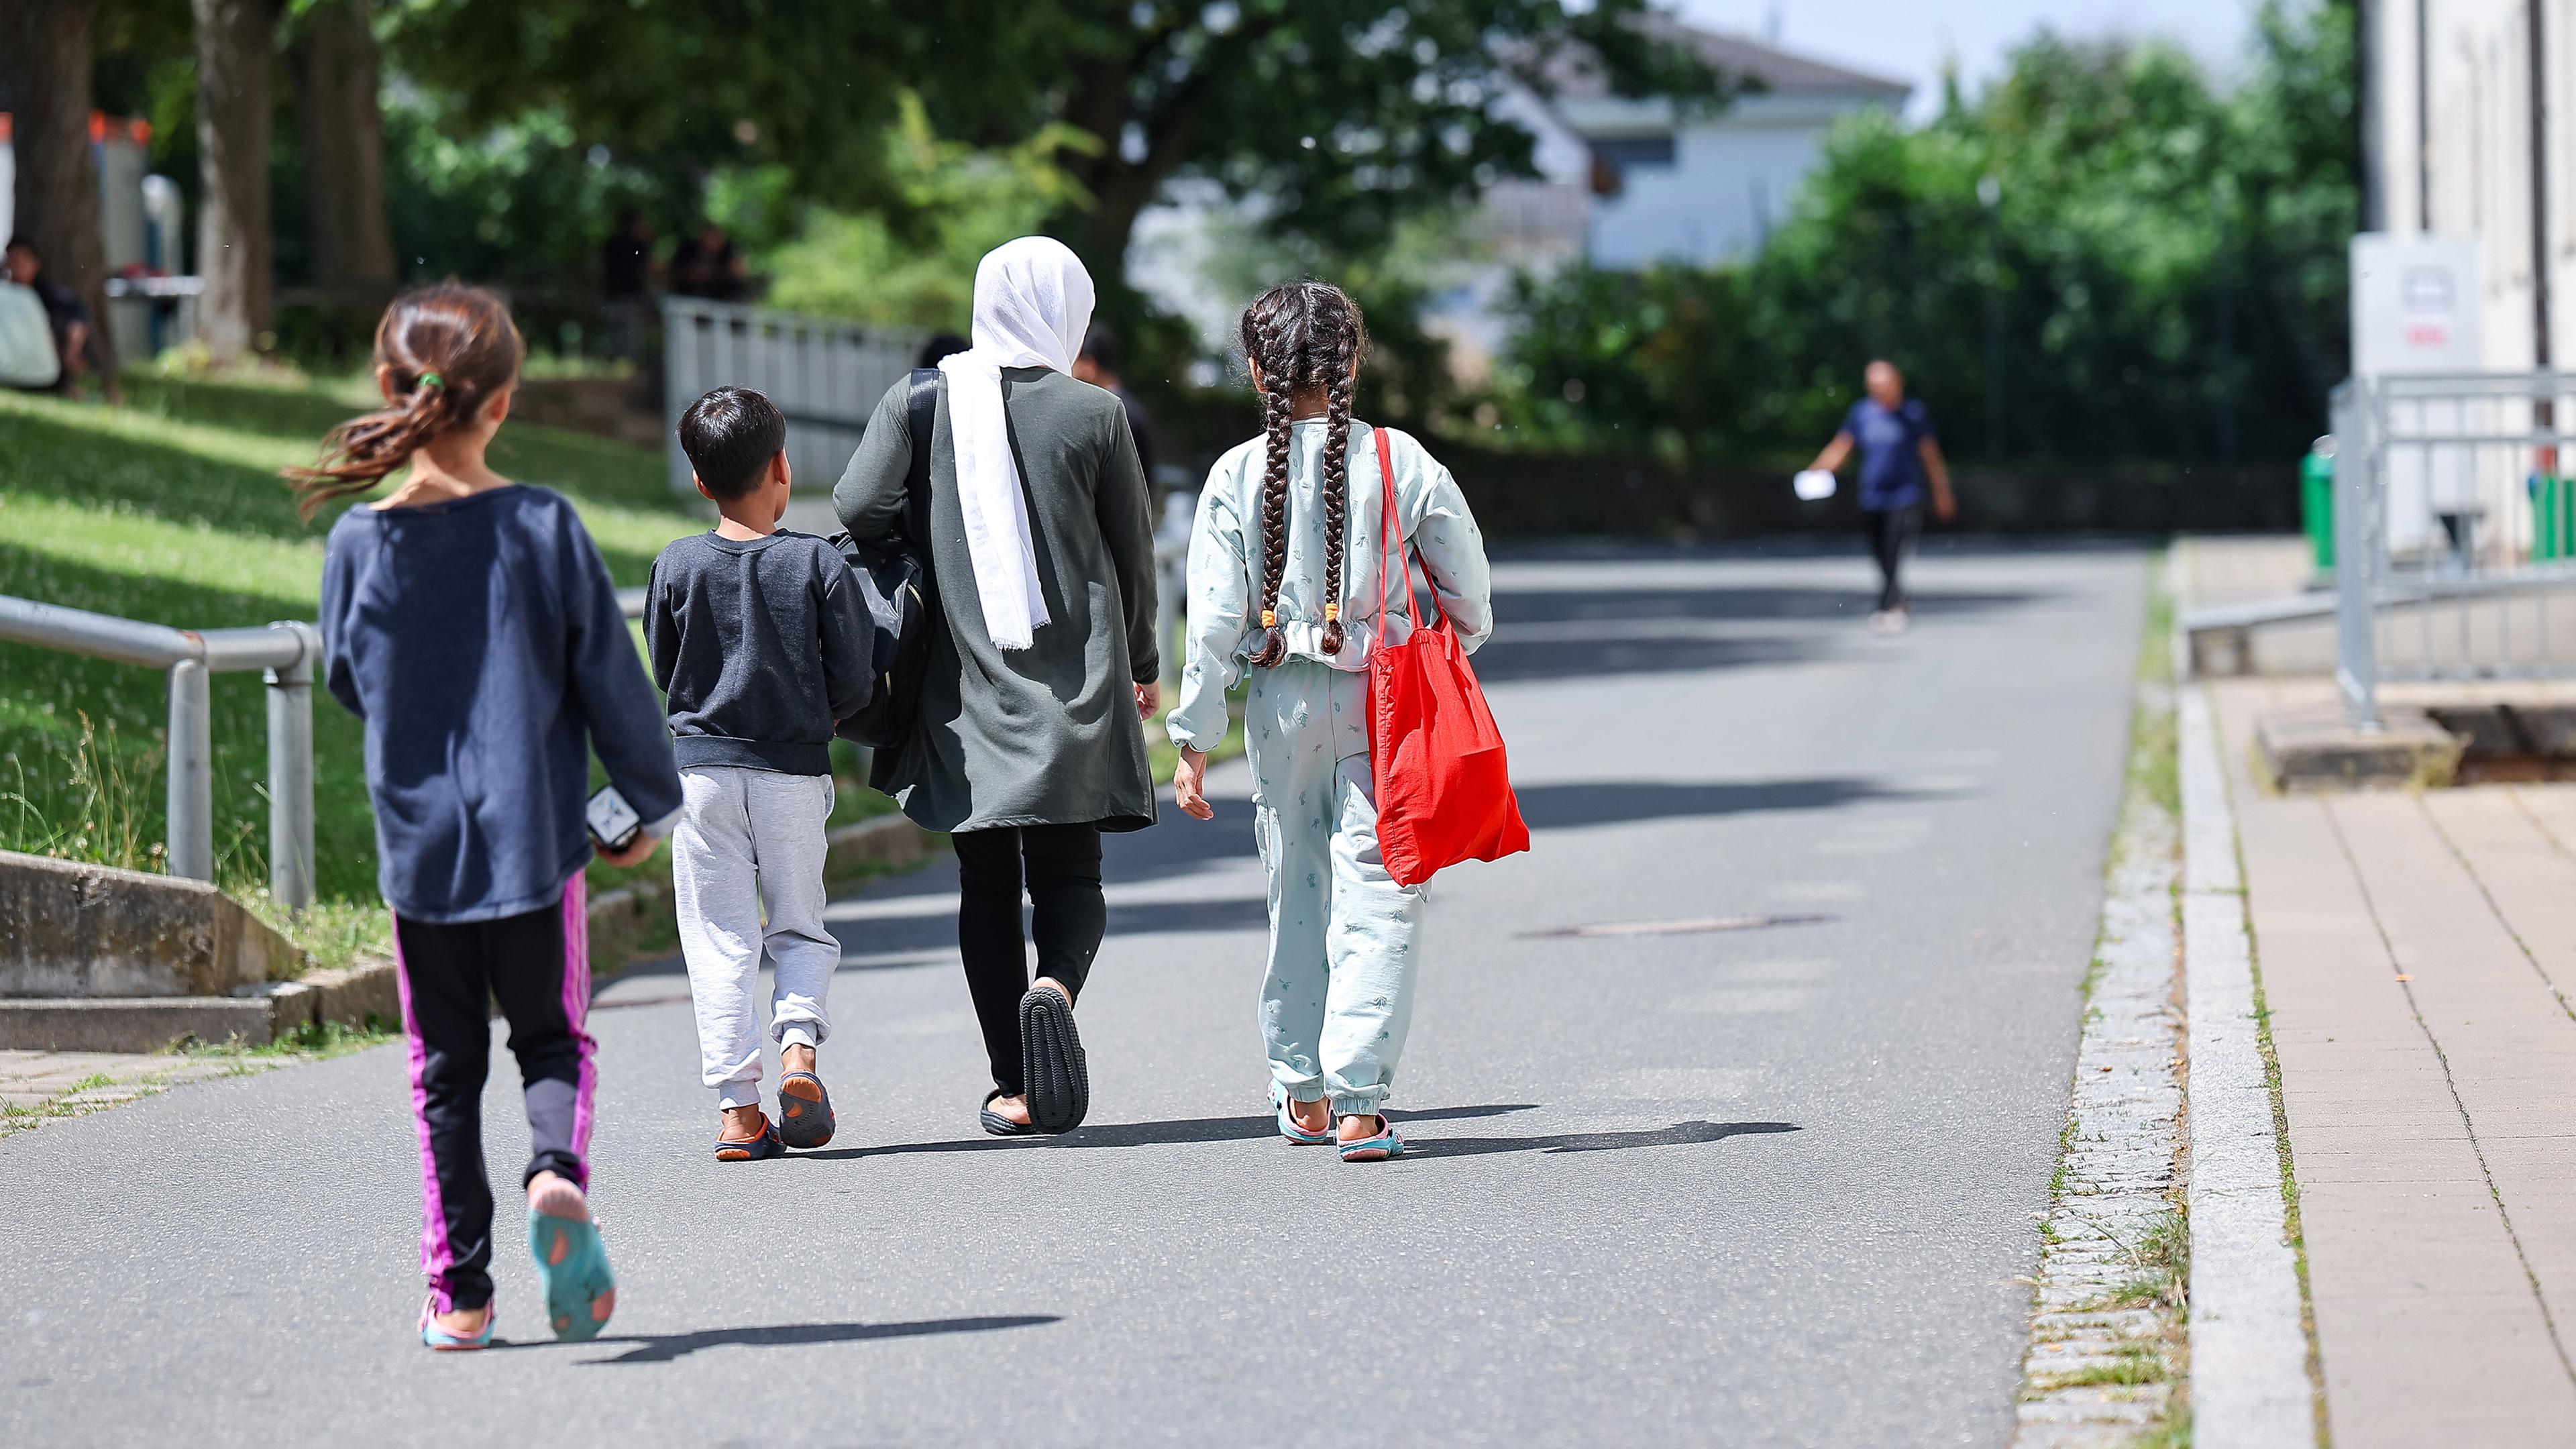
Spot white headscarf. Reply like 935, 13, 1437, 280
938, 237, 1095, 651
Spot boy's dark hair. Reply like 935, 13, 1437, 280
3, 237, 34, 256
679, 386, 787, 498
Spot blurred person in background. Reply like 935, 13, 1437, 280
668, 221, 748, 303
1073, 323, 1157, 487
598, 209, 657, 367
4, 236, 117, 403
1805, 359, 1953, 633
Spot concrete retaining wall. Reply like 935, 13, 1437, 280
0, 813, 938, 1051
0, 851, 301, 998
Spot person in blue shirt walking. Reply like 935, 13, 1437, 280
293, 284, 682, 1352
1807, 360, 1956, 633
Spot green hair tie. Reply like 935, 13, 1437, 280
417, 372, 444, 390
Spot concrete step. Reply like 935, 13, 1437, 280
0, 959, 398, 1053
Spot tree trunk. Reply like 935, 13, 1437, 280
0, 0, 118, 383
288, 0, 394, 293
191, 0, 279, 362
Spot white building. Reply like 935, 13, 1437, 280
1429, 17, 1907, 374
1519, 15, 1910, 268
2361, 0, 2576, 370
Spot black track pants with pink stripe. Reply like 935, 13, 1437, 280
392, 876, 596, 1314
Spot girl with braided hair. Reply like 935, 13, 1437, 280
1168, 281, 1493, 1162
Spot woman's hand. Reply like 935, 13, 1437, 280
598, 833, 661, 869
1172, 746, 1215, 820
1134, 680, 1160, 721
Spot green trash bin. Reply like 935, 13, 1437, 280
2538, 474, 2576, 561
2301, 438, 2335, 571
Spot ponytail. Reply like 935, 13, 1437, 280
284, 283, 525, 519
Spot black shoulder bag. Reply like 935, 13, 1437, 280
830, 368, 938, 750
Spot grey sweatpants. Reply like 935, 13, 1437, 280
672, 765, 839, 1110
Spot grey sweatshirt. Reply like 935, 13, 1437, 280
645, 530, 874, 775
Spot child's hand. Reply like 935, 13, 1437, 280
1172, 747, 1215, 820
1134, 680, 1160, 720
598, 833, 661, 869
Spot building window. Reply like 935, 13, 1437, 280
1588, 135, 1677, 197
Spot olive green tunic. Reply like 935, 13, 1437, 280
833, 367, 1160, 834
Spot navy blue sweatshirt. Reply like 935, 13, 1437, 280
645, 531, 875, 775
321, 484, 683, 924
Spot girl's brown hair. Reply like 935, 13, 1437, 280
1236, 281, 1369, 666
282, 283, 525, 519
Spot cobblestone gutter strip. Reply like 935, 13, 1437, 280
2178, 683, 2318, 1446
2012, 672, 2189, 1448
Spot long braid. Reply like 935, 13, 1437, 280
1234, 281, 1369, 669
1318, 323, 1354, 656
1246, 307, 1295, 668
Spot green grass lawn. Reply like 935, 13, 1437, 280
0, 372, 709, 930
3, 372, 1226, 964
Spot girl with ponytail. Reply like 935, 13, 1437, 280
1167, 281, 1495, 1162
299, 284, 682, 1348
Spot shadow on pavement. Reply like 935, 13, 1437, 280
1513, 777, 1953, 831
807, 1103, 1540, 1160
1468, 631, 1815, 684
1495, 583, 2039, 624
1466, 584, 2043, 683
1401, 1120, 1801, 1159
529, 1315, 1062, 1364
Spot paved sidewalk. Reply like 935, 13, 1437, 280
0, 1049, 280, 1131
2208, 678, 2576, 1446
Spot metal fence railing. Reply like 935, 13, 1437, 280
659, 297, 924, 501
2333, 372, 2576, 727
0, 596, 318, 908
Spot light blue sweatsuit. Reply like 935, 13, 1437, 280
1168, 420, 1493, 1116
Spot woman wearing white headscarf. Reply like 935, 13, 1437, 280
835, 237, 1159, 1137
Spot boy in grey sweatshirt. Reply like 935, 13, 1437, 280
646, 386, 873, 1158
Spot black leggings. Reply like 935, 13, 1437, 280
392, 881, 596, 1314
1865, 504, 1922, 612
953, 824, 1105, 1095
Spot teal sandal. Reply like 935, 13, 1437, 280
529, 1208, 616, 1342
1271, 1083, 1334, 1145
419, 1296, 495, 1351
1336, 1116, 1407, 1163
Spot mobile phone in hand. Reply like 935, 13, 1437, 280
586, 785, 642, 853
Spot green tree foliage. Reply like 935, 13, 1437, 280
750, 97, 1099, 333
375, 95, 681, 286
1031, 1, 1722, 277
1193, 204, 1487, 427
1501, 1, 2357, 468
376, 0, 1042, 225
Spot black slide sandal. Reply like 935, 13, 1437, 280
1020, 987, 1089, 1134
979, 1087, 1037, 1137
775, 1071, 836, 1149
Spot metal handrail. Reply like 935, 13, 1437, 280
2332, 372, 2576, 727
0, 594, 318, 907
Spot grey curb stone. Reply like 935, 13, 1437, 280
2182, 683, 2320, 1447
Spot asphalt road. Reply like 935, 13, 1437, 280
1, 540, 2146, 1448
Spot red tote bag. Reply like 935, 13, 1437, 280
1367, 427, 1531, 888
